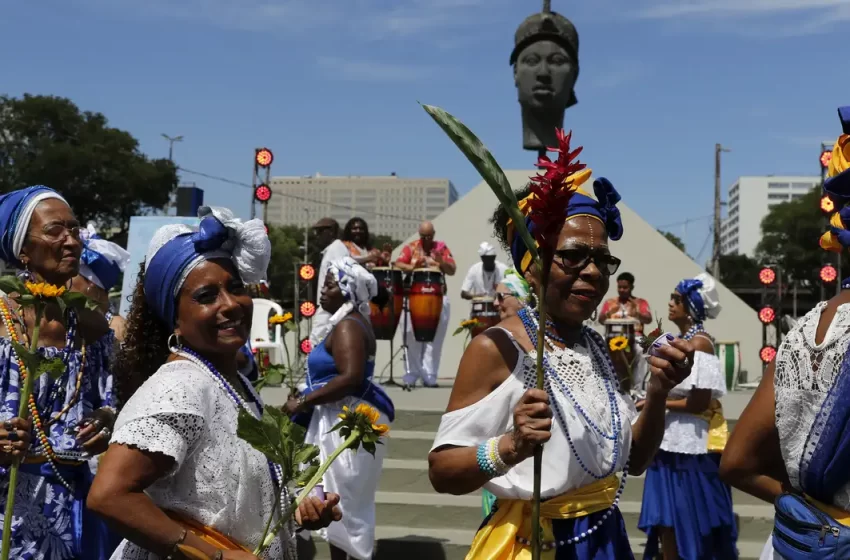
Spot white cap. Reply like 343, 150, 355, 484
478, 242, 496, 257
694, 272, 721, 319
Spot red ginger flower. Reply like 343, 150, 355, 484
526, 129, 587, 247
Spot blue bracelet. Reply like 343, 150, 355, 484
477, 442, 499, 478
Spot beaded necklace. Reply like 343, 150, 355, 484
514, 306, 629, 548
0, 299, 87, 491
172, 345, 285, 489
681, 322, 706, 342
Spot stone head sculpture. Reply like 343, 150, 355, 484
510, 6, 579, 152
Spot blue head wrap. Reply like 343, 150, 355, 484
143, 207, 271, 330
675, 273, 721, 323
0, 185, 68, 268
509, 177, 624, 273
80, 225, 131, 291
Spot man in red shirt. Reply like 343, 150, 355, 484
395, 221, 456, 388
599, 271, 653, 334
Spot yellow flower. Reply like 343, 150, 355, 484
24, 282, 66, 299
460, 319, 481, 329
355, 403, 381, 425
269, 312, 293, 326
372, 423, 390, 436
608, 336, 629, 353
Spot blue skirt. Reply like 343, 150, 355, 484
638, 450, 738, 560
480, 503, 635, 559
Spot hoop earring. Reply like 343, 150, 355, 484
167, 333, 183, 353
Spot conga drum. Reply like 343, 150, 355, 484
407, 268, 445, 342
370, 267, 403, 340
604, 318, 639, 392
470, 297, 499, 338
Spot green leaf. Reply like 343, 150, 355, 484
252, 377, 268, 391
11, 341, 41, 381
294, 444, 320, 466
295, 462, 319, 487
36, 357, 65, 381
60, 291, 91, 310
328, 420, 345, 433
17, 295, 35, 305
362, 441, 376, 457
0, 276, 24, 296
284, 321, 298, 332
421, 103, 540, 265
264, 370, 283, 387
55, 297, 67, 316
236, 407, 288, 467
452, 326, 465, 337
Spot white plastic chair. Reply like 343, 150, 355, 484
251, 298, 285, 365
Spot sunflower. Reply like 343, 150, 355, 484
24, 282, 66, 298
336, 403, 391, 443
269, 312, 293, 326
608, 336, 629, 353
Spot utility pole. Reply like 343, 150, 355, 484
161, 133, 184, 162
712, 144, 730, 279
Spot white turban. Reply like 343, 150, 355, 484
313, 256, 378, 345
478, 242, 496, 257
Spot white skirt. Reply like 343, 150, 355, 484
304, 395, 390, 560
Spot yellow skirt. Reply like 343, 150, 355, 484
466, 475, 620, 560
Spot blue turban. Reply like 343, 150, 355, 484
509, 177, 624, 273
0, 185, 68, 268
675, 273, 721, 323
79, 224, 131, 291
143, 207, 271, 330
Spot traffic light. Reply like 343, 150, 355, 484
758, 306, 775, 324
298, 264, 316, 282
300, 337, 312, 355
255, 148, 274, 168
300, 301, 317, 318
821, 195, 835, 215
760, 345, 777, 364
254, 184, 272, 203
821, 264, 838, 284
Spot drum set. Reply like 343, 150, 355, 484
370, 266, 447, 386
469, 296, 500, 338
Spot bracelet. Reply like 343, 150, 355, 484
476, 436, 511, 479
213, 551, 223, 560
164, 528, 187, 560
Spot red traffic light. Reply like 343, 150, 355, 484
254, 184, 272, 203
298, 264, 315, 281
758, 267, 776, 285
821, 264, 838, 284
300, 301, 317, 318
758, 306, 776, 324
300, 337, 312, 355
760, 345, 777, 364
821, 149, 833, 170
255, 148, 274, 168
821, 195, 835, 214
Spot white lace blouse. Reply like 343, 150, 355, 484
108, 360, 291, 559
431, 327, 637, 500
775, 302, 850, 510
659, 344, 727, 455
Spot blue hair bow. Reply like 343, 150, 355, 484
676, 278, 706, 322
144, 214, 232, 329
591, 178, 623, 241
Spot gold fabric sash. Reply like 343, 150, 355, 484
466, 475, 619, 560
166, 510, 251, 553
697, 399, 728, 453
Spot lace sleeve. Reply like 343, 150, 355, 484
676, 351, 727, 398
111, 361, 214, 468
111, 413, 205, 469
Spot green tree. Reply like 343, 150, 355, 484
756, 187, 831, 288
658, 230, 686, 253
718, 253, 763, 288
0, 94, 178, 244
267, 225, 308, 310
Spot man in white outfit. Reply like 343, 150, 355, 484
460, 242, 508, 301
394, 221, 456, 388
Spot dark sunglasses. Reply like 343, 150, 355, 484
552, 248, 621, 276
495, 292, 514, 303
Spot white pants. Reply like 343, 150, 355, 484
403, 297, 450, 387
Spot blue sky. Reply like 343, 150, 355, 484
2, 0, 848, 261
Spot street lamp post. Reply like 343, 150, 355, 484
161, 133, 184, 162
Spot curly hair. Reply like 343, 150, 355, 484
489, 183, 532, 253
114, 263, 171, 406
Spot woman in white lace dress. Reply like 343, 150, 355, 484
720, 114, 850, 559
638, 273, 737, 559
87, 207, 341, 560
429, 173, 696, 559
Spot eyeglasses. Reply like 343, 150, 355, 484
495, 292, 515, 303
552, 248, 621, 276
29, 223, 81, 244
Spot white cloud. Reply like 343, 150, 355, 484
636, 0, 846, 19
316, 56, 434, 82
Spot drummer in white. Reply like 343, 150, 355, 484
460, 242, 508, 301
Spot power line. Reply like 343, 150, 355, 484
178, 166, 424, 224
655, 214, 713, 231
694, 227, 713, 263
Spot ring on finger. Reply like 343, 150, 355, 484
99, 427, 112, 439
2, 444, 11, 453
674, 356, 690, 369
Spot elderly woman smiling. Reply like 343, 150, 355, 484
0, 185, 116, 559
88, 207, 341, 560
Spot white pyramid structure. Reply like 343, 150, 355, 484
373, 170, 762, 385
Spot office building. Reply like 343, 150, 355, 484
720, 175, 820, 257
265, 174, 458, 240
